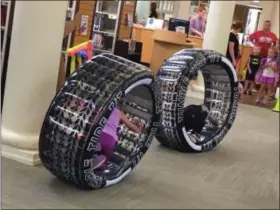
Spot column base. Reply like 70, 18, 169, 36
1, 144, 41, 166
1, 127, 39, 150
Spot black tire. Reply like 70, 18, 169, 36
39, 54, 161, 189
156, 49, 239, 153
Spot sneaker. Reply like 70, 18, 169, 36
256, 99, 262, 104
243, 90, 247, 95
248, 91, 253, 95
92, 155, 107, 170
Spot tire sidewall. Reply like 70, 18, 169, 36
175, 51, 239, 152
80, 72, 160, 189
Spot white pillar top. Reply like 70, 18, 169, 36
203, 1, 236, 54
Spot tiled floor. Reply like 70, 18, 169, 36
2, 101, 279, 209
239, 93, 276, 110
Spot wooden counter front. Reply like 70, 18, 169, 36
132, 25, 251, 76
187, 35, 203, 48
132, 26, 154, 63
150, 30, 195, 74
132, 25, 202, 64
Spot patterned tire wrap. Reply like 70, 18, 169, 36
156, 49, 239, 152
39, 54, 161, 189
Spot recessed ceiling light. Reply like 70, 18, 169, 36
253, 0, 259, 2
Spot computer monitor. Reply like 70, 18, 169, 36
145, 18, 164, 30
168, 18, 190, 37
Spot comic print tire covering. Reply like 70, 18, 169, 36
155, 49, 239, 152
39, 54, 161, 189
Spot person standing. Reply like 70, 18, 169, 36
249, 20, 278, 58
243, 46, 262, 95
149, 2, 159, 19
226, 21, 243, 68
256, 47, 278, 105
189, 7, 206, 37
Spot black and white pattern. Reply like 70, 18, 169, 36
156, 49, 239, 152
39, 54, 161, 189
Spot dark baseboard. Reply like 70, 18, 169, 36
140, 62, 150, 67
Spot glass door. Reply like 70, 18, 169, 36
243, 7, 262, 46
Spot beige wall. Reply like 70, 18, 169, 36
257, 1, 274, 30
271, 1, 279, 37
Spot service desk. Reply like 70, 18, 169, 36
132, 25, 201, 64
186, 35, 203, 48
132, 24, 195, 70
132, 26, 154, 64
150, 30, 194, 73
132, 25, 252, 75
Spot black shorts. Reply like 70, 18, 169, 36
245, 70, 257, 81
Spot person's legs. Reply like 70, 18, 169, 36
256, 83, 265, 103
92, 132, 117, 170
243, 80, 249, 94
248, 80, 252, 95
264, 83, 273, 105
270, 79, 278, 100
248, 81, 254, 95
249, 81, 256, 94
99, 132, 117, 159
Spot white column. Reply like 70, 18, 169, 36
203, 1, 235, 53
271, 1, 279, 37
1, 1, 68, 165
190, 1, 235, 99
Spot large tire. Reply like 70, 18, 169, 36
156, 49, 239, 153
39, 54, 161, 189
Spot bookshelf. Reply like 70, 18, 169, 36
92, 0, 122, 54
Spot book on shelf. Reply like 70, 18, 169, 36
93, 34, 103, 48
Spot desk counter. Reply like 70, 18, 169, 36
132, 26, 154, 64
150, 30, 195, 74
132, 25, 201, 64
132, 24, 196, 64
132, 25, 251, 75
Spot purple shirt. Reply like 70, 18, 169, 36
102, 108, 121, 140
189, 16, 206, 35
